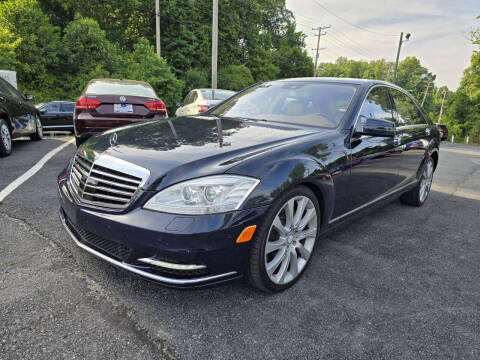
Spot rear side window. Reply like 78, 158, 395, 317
85, 80, 157, 97
390, 89, 426, 126
60, 103, 74, 112
46, 102, 61, 112
358, 87, 395, 129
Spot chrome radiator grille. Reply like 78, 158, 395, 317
69, 153, 149, 209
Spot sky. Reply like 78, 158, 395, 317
286, 0, 479, 89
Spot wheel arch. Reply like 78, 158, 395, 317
0, 111, 12, 132
238, 156, 334, 228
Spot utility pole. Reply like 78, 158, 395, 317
155, 0, 161, 58
421, 81, 431, 107
438, 90, 447, 123
312, 25, 330, 77
393, 32, 411, 83
211, 0, 218, 89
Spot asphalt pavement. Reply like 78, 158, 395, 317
0, 137, 479, 359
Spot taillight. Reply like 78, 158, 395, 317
145, 100, 166, 115
197, 104, 209, 113
75, 98, 100, 110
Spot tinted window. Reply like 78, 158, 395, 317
201, 89, 235, 100
390, 89, 426, 125
183, 92, 193, 105
46, 102, 61, 112
60, 103, 74, 112
85, 80, 157, 97
2, 79, 24, 100
210, 81, 357, 128
0, 79, 10, 95
360, 87, 395, 121
191, 91, 198, 103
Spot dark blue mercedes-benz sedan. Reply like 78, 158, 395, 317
57, 78, 440, 292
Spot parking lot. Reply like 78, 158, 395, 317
1, 137, 479, 359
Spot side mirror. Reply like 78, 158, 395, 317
40, 109, 47, 114
176, 102, 183, 107
25, 94, 35, 101
357, 118, 395, 137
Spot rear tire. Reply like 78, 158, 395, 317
30, 115, 43, 141
246, 185, 321, 292
0, 119, 12, 157
400, 157, 434, 207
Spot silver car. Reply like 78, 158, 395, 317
175, 88, 235, 116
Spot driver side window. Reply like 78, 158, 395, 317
356, 87, 396, 132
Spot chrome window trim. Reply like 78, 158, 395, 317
59, 211, 237, 285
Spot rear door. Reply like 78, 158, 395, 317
59, 102, 75, 128
390, 89, 430, 185
40, 102, 62, 128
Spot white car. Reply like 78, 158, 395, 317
175, 88, 236, 116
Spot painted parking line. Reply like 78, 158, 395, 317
0, 139, 74, 203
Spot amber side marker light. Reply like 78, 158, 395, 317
236, 225, 257, 243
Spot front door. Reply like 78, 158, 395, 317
334, 86, 402, 219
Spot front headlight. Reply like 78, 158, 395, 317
144, 175, 260, 215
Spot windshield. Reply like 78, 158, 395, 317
209, 81, 357, 128
86, 80, 157, 97
201, 89, 235, 100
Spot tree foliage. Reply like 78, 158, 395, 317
0, 0, 313, 111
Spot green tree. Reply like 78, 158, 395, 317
119, 38, 184, 114
218, 64, 254, 91
0, 0, 61, 91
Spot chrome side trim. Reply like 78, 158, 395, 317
59, 211, 236, 285
329, 180, 417, 224
43, 125, 74, 129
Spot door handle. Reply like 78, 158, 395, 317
0, 96, 6, 102
393, 136, 401, 147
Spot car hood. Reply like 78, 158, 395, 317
79, 116, 319, 189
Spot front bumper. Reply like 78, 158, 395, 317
57, 177, 268, 288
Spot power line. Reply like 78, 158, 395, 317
308, 0, 398, 37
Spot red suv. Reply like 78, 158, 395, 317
74, 79, 167, 146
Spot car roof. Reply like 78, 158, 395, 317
196, 88, 235, 92
277, 77, 399, 88
88, 78, 152, 86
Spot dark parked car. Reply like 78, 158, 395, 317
436, 123, 448, 141
38, 101, 75, 133
74, 78, 167, 147
58, 78, 440, 292
0, 78, 42, 157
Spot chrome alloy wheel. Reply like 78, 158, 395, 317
36, 116, 43, 138
1, 123, 11, 151
264, 196, 318, 285
419, 160, 434, 203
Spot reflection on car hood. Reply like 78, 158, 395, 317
79, 116, 319, 188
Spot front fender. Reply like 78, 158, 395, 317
228, 156, 335, 226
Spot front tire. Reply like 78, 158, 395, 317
246, 185, 321, 292
0, 119, 12, 157
30, 116, 43, 141
400, 157, 434, 207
